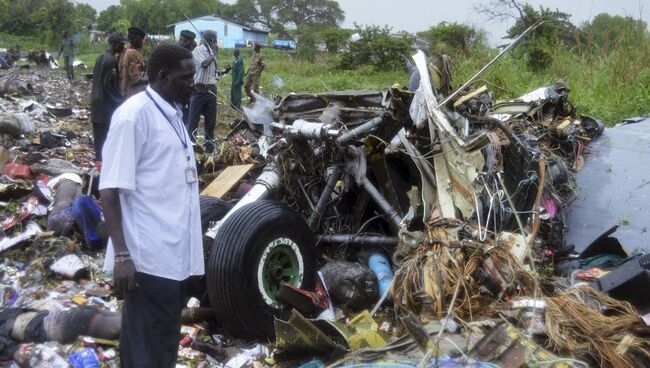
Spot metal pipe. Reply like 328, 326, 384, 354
336, 114, 386, 145
319, 234, 398, 246
438, 20, 547, 107
307, 166, 343, 229
205, 166, 281, 239
297, 179, 315, 211
361, 177, 403, 228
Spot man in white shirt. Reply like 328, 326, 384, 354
100, 44, 202, 367
187, 30, 230, 153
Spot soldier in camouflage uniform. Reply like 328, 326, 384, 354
244, 43, 265, 103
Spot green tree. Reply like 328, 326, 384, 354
581, 14, 649, 53
0, 0, 45, 35
221, 0, 344, 37
475, 0, 581, 70
320, 27, 352, 52
339, 25, 410, 71
119, 0, 222, 35
32, 0, 78, 46
113, 18, 130, 34
295, 24, 319, 61
417, 22, 485, 55
97, 5, 125, 32
508, 5, 578, 70
75, 3, 97, 29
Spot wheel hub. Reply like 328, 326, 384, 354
257, 237, 304, 308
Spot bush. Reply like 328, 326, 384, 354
297, 27, 318, 62
339, 25, 409, 72
320, 27, 352, 52
417, 22, 486, 56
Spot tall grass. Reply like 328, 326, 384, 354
448, 34, 650, 125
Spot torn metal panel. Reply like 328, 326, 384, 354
565, 118, 650, 253
274, 310, 349, 360
274, 91, 389, 126
412, 50, 486, 220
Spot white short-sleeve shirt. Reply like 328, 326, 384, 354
99, 86, 204, 281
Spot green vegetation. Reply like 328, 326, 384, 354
339, 25, 410, 71
0, 0, 96, 48
417, 22, 486, 55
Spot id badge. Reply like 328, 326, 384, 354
185, 167, 198, 184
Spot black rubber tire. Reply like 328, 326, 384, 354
207, 200, 316, 339
199, 196, 232, 233
185, 196, 232, 306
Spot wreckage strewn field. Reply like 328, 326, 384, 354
2, 29, 650, 367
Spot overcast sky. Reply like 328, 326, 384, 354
80, 0, 648, 43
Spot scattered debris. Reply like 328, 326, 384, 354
1, 33, 649, 368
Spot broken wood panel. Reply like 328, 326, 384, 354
201, 164, 254, 199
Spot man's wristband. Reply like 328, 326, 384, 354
114, 254, 132, 263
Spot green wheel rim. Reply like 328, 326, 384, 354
258, 238, 302, 307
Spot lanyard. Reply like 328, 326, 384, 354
145, 90, 191, 162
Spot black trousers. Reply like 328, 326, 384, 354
120, 272, 183, 368
64, 56, 74, 81
187, 85, 217, 152
92, 122, 110, 162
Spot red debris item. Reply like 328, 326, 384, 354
313, 278, 331, 309
180, 335, 193, 347
575, 268, 609, 281
278, 278, 331, 315
2, 196, 46, 230
2, 162, 32, 179
38, 173, 49, 184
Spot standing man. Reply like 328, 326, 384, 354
178, 30, 197, 52
244, 43, 265, 103
187, 30, 230, 153
90, 33, 126, 163
57, 31, 75, 81
100, 44, 202, 367
230, 48, 244, 109
119, 27, 147, 98
178, 30, 197, 125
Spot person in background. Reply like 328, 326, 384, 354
178, 30, 197, 52
0, 55, 9, 70
118, 27, 147, 98
177, 29, 197, 125
244, 42, 265, 103
57, 31, 75, 81
230, 48, 244, 109
100, 44, 202, 367
6, 43, 20, 66
187, 30, 230, 153
90, 33, 126, 163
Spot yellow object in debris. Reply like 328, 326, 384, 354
555, 118, 572, 132
89, 337, 119, 346
71, 296, 87, 305
453, 85, 488, 108
331, 310, 387, 350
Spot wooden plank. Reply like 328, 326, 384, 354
201, 164, 254, 199
0, 147, 9, 172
